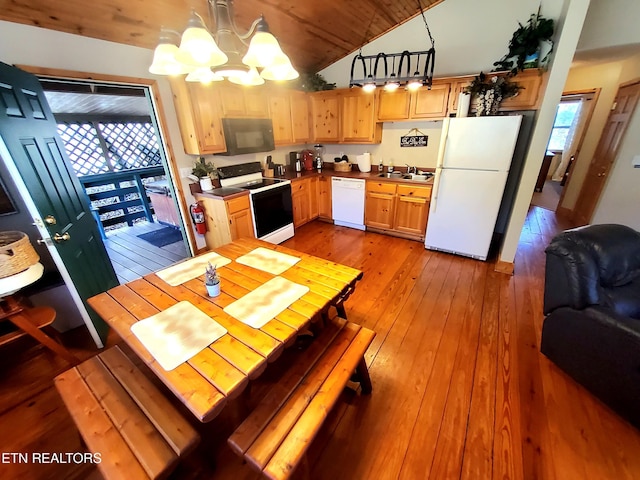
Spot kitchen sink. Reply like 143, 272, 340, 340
377, 172, 432, 182
378, 172, 403, 178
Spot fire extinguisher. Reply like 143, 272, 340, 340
190, 203, 207, 235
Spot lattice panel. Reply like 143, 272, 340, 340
57, 123, 107, 176
99, 123, 162, 171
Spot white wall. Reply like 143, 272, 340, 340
321, 0, 564, 85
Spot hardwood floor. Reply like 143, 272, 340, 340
2, 207, 640, 479
104, 221, 188, 284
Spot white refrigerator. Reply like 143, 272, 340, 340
425, 115, 522, 260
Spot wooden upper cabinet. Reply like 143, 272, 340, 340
377, 82, 450, 121
448, 77, 474, 115
219, 84, 269, 117
377, 90, 411, 120
290, 91, 311, 144
340, 90, 381, 143
310, 91, 340, 143
268, 92, 294, 145
500, 69, 544, 110
410, 81, 450, 119
169, 78, 226, 155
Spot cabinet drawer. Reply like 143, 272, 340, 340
366, 181, 396, 195
397, 184, 432, 198
226, 195, 250, 214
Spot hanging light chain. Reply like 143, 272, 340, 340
417, 0, 435, 49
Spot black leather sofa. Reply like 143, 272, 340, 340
541, 224, 640, 429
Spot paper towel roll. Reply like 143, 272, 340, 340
457, 92, 471, 117
357, 153, 371, 172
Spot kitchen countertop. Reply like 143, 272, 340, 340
278, 167, 435, 185
194, 187, 248, 200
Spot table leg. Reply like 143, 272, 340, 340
7, 307, 79, 365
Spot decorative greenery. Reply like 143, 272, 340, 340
493, 9, 555, 75
295, 73, 336, 92
205, 262, 220, 286
192, 157, 215, 179
465, 72, 523, 116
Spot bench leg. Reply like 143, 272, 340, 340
355, 357, 372, 395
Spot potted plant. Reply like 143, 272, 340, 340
493, 8, 555, 75
465, 72, 522, 116
205, 262, 220, 297
192, 157, 216, 192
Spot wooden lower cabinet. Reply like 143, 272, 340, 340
365, 181, 431, 241
196, 193, 255, 249
318, 176, 332, 220
365, 182, 395, 229
292, 176, 323, 228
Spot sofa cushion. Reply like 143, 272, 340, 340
561, 224, 640, 288
603, 279, 640, 319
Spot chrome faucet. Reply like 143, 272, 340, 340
406, 164, 417, 175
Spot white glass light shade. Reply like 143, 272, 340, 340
260, 54, 299, 81
362, 75, 377, 93
384, 73, 400, 92
149, 43, 191, 75
177, 22, 227, 67
185, 67, 224, 83
242, 32, 284, 68
229, 67, 265, 86
406, 78, 423, 91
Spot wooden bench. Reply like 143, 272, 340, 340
54, 345, 200, 480
228, 317, 375, 480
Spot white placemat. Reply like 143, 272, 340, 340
131, 301, 227, 371
156, 252, 231, 286
235, 247, 301, 275
223, 276, 309, 329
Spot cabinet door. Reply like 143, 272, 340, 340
229, 209, 255, 239
411, 82, 450, 119
310, 92, 340, 143
269, 93, 294, 145
365, 192, 395, 229
290, 91, 311, 144
394, 195, 429, 237
318, 175, 332, 219
244, 89, 269, 117
447, 77, 474, 115
500, 70, 543, 110
291, 179, 310, 227
187, 83, 226, 154
341, 90, 381, 143
377, 90, 411, 121
226, 195, 255, 240
219, 85, 247, 117
308, 176, 319, 219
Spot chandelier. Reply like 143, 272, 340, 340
149, 0, 299, 86
349, 0, 435, 93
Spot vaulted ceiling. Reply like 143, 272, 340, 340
0, 0, 445, 74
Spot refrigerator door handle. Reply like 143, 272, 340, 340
430, 167, 443, 213
435, 118, 451, 170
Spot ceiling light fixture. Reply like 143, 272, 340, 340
349, 0, 436, 92
149, 0, 299, 86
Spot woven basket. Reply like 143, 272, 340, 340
334, 162, 352, 172
0, 231, 40, 279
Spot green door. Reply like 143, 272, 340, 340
0, 62, 118, 344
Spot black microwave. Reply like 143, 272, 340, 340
220, 118, 275, 156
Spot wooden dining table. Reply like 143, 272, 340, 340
87, 237, 363, 423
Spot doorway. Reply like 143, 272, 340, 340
39, 78, 190, 284
530, 90, 597, 212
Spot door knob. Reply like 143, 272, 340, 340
44, 215, 57, 225
53, 232, 71, 243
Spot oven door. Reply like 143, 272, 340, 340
250, 184, 293, 239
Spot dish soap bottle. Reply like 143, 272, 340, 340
379, 158, 384, 173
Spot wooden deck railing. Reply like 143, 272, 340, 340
79, 167, 164, 239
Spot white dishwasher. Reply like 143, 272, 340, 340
331, 177, 366, 231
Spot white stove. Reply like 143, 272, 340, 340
217, 162, 294, 244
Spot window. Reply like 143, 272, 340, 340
547, 101, 580, 151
